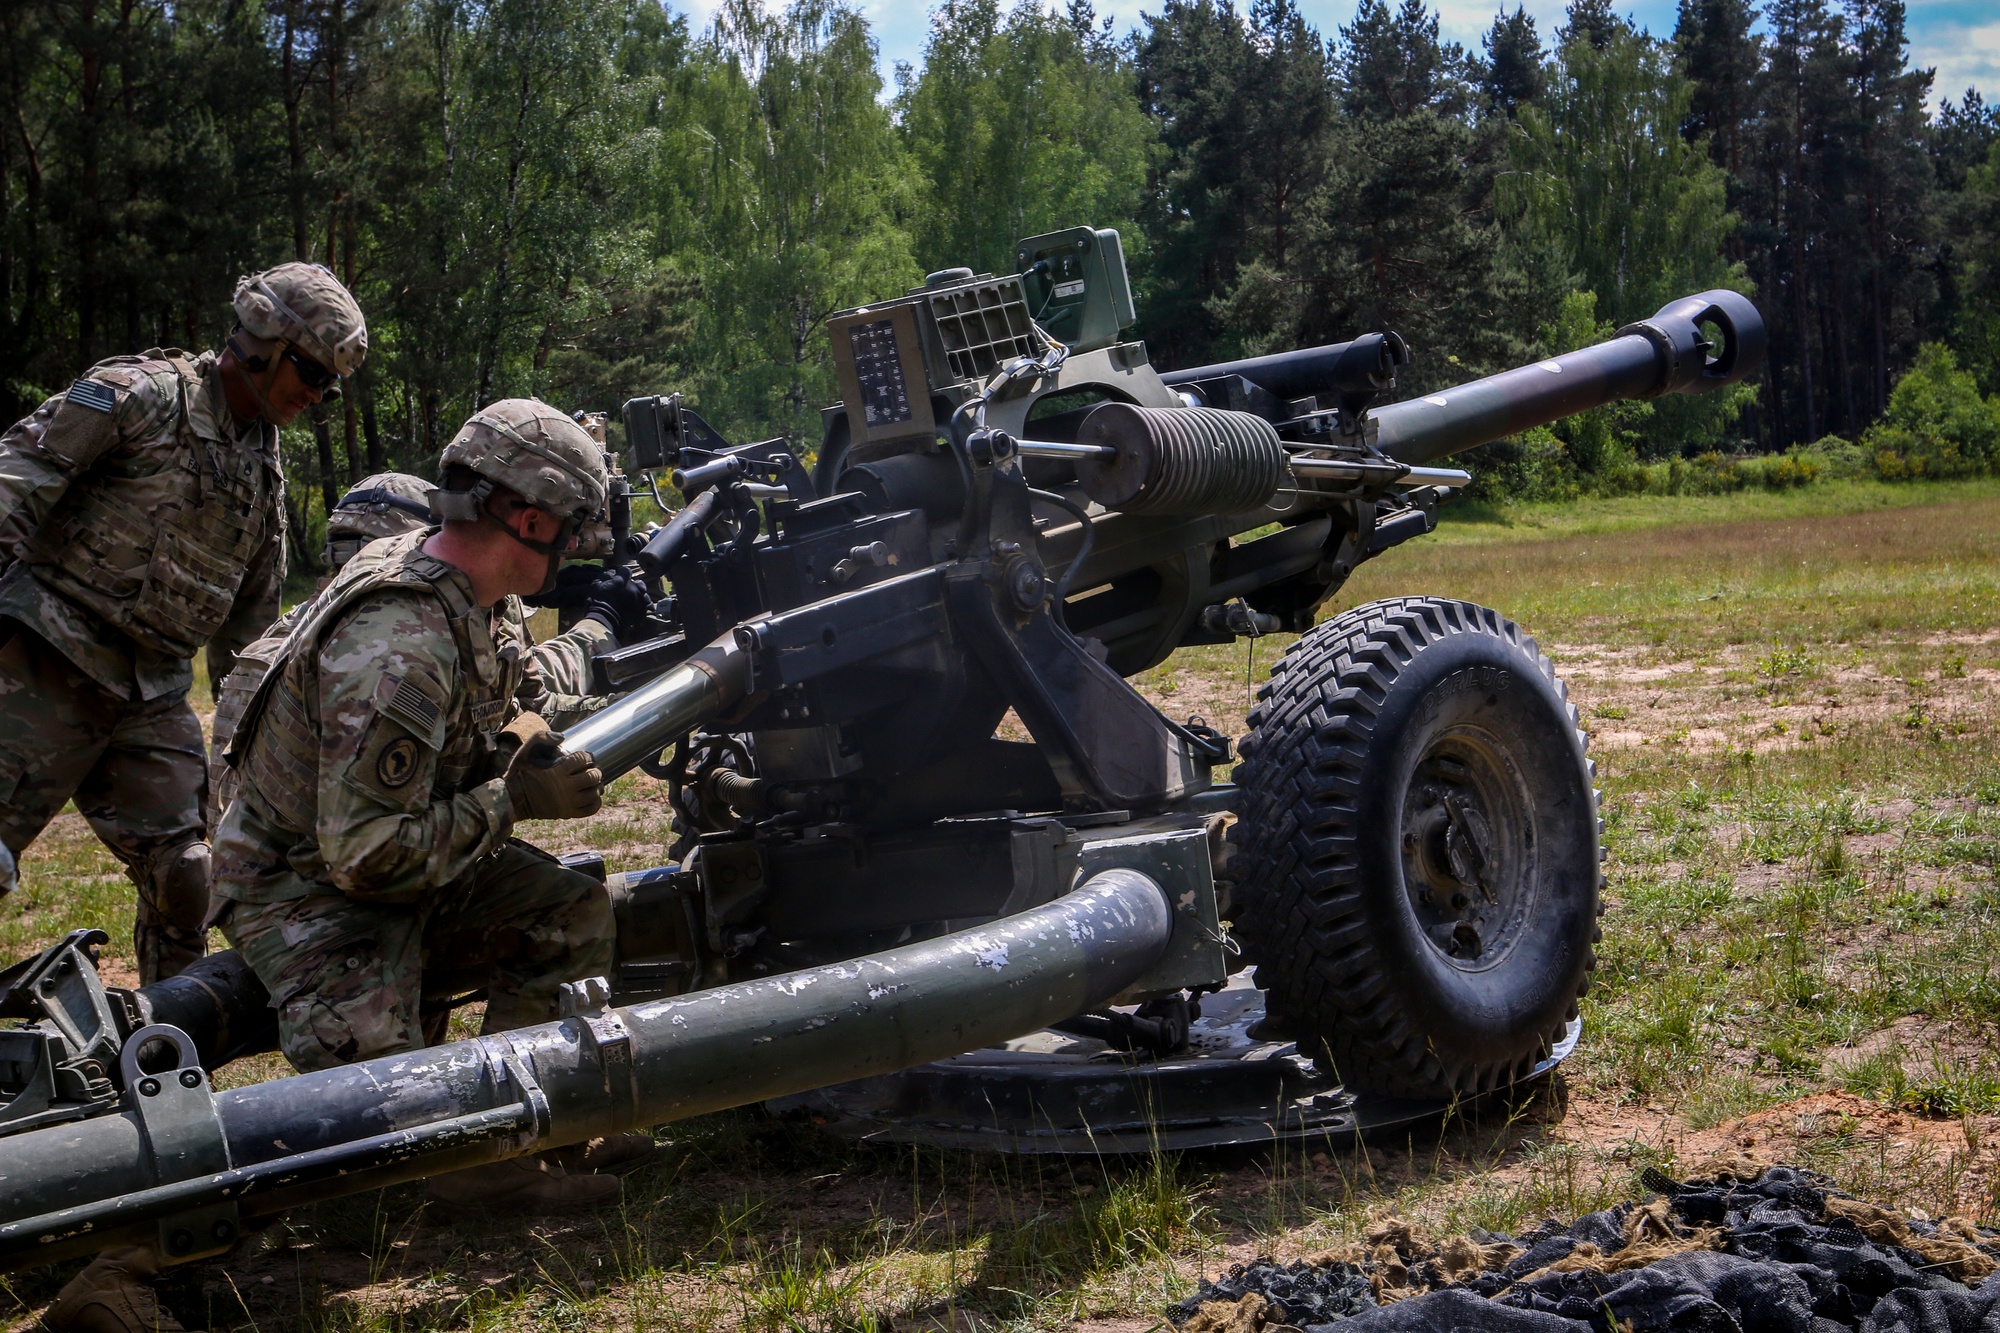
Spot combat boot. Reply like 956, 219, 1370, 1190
43, 1246, 183, 1333
544, 1132, 658, 1174
424, 1155, 621, 1213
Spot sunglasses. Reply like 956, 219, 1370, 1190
281, 344, 338, 391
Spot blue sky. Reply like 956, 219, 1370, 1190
689, 0, 1997, 114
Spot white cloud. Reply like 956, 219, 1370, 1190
1913, 20, 2000, 106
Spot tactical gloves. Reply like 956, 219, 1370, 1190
520, 562, 655, 644
579, 566, 654, 643
502, 712, 604, 820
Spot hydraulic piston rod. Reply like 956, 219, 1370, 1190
557, 633, 752, 780
0, 868, 1174, 1269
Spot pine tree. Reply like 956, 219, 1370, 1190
1336, 0, 1477, 119
1931, 91, 2000, 193
1956, 141, 2000, 393
1558, 0, 1625, 51
1481, 7, 1545, 119
1673, 0, 1761, 182
1750, 0, 1844, 443
1844, 0, 1935, 416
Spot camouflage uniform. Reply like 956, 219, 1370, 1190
214, 413, 615, 1072
0, 350, 284, 982
0, 263, 365, 987
206, 473, 613, 828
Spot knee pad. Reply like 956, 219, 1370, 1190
152, 841, 212, 930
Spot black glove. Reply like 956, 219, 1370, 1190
579, 566, 655, 643
520, 562, 604, 609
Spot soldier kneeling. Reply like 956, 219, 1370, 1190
45, 422, 655, 1333
209, 399, 640, 1208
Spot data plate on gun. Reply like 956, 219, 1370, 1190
829, 303, 934, 451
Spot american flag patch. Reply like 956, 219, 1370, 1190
64, 379, 117, 413
387, 678, 442, 734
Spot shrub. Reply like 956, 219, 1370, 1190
1861, 343, 2000, 478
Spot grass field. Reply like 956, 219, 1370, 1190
8, 477, 2000, 1331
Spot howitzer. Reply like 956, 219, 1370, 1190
0, 225, 1763, 1257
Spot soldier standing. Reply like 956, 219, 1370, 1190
0, 263, 365, 985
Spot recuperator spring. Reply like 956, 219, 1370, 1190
1072, 404, 1285, 515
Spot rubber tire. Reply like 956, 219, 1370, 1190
1230, 597, 1601, 1099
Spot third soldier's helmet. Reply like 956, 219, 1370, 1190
323, 472, 433, 569
233, 262, 368, 379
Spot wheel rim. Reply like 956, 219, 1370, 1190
1398, 723, 1540, 971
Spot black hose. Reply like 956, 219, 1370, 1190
946, 399, 981, 556
1028, 486, 1095, 620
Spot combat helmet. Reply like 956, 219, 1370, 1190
322, 472, 433, 569
232, 262, 368, 379
431, 398, 610, 590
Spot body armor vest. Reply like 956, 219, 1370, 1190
230, 531, 528, 832
28, 352, 279, 659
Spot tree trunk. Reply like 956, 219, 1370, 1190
361, 364, 383, 473
1791, 243, 1816, 442
283, 0, 308, 260
312, 405, 339, 522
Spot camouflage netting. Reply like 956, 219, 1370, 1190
1167, 1165, 2000, 1333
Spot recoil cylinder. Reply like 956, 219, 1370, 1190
1072, 404, 1285, 515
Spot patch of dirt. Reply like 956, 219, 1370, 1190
1822, 1016, 1999, 1076
1551, 641, 2000, 755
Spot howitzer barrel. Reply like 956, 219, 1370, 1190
0, 869, 1174, 1269
1374, 290, 1766, 467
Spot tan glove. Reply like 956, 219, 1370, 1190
502, 713, 603, 820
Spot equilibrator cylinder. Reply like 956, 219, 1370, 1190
1073, 404, 1286, 515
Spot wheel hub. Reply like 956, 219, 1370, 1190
1400, 730, 1537, 968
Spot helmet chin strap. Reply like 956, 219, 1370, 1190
483, 499, 573, 596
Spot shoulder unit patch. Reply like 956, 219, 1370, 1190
377, 737, 421, 788
64, 379, 118, 413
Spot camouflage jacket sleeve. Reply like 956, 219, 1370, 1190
312, 589, 514, 904
515, 612, 613, 732
0, 366, 180, 559
205, 501, 286, 698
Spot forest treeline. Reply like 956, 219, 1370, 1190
2, 0, 1997, 564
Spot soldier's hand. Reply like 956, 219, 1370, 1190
506, 745, 604, 821
580, 566, 654, 643
501, 710, 557, 759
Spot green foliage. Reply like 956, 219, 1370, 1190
682, 0, 920, 444
1501, 20, 1748, 460
0, 0, 1991, 518
1954, 140, 2000, 396
897, 0, 1153, 280
1133, 0, 1334, 368
1862, 343, 2000, 479
1506, 26, 1737, 325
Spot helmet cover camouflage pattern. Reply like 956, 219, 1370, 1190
329, 473, 434, 542
437, 398, 608, 520
233, 262, 368, 378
